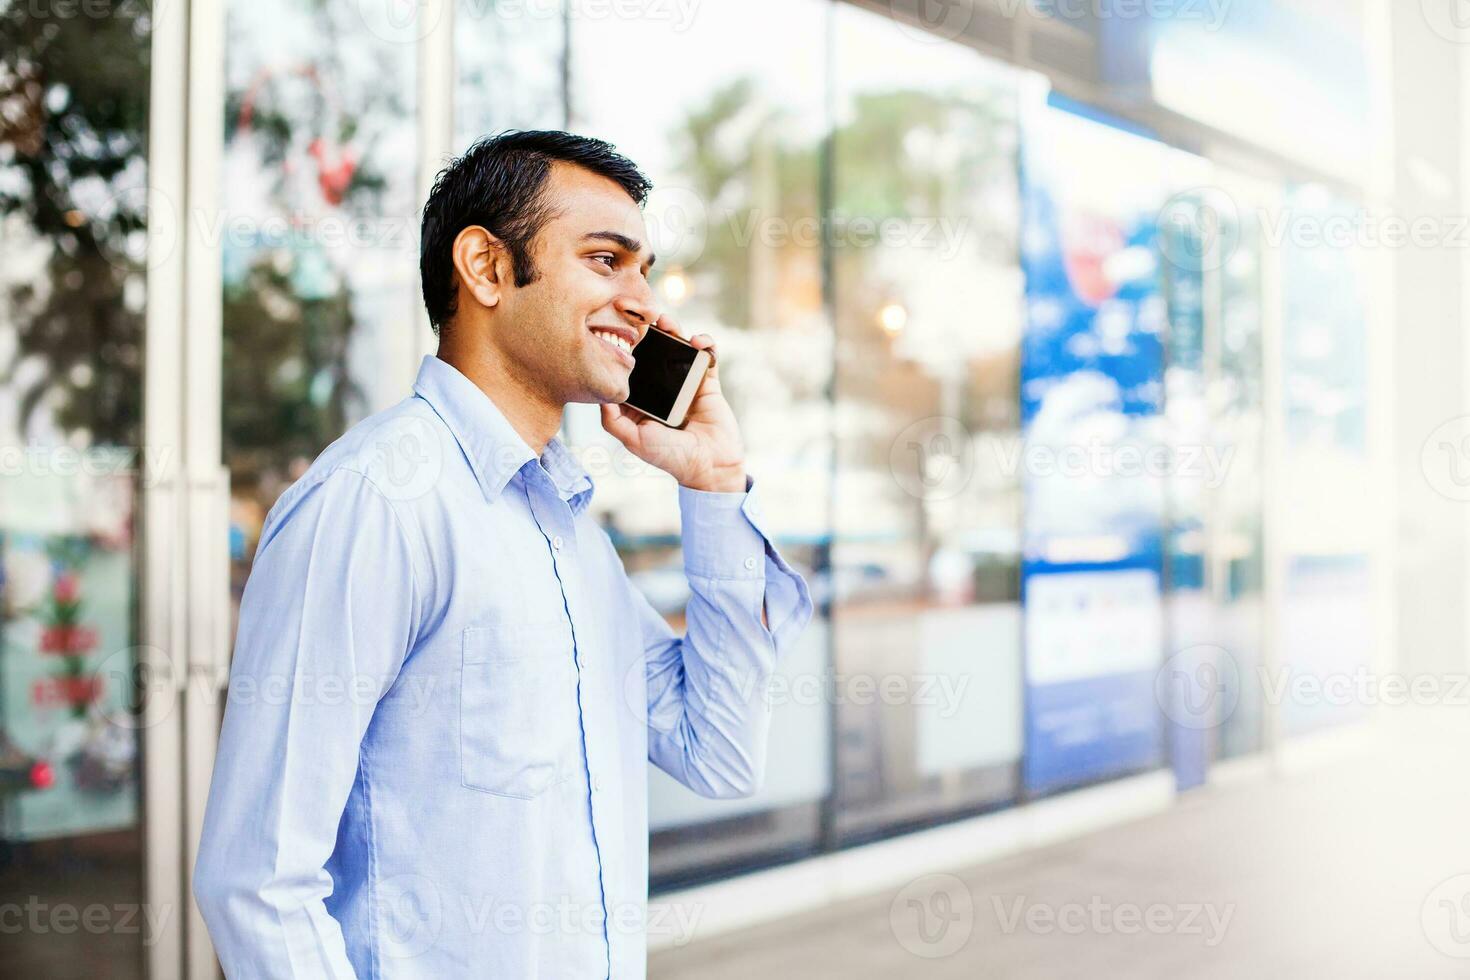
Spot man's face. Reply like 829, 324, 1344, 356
489, 162, 658, 405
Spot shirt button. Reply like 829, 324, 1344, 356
552, 535, 564, 551
743, 556, 757, 571
592, 776, 603, 792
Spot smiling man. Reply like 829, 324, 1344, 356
192, 130, 813, 978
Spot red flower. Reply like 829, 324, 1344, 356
39, 625, 98, 655
53, 572, 80, 605
308, 138, 357, 206
29, 760, 54, 790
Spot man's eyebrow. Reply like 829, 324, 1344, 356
580, 231, 656, 269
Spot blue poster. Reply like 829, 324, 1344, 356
1019, 95, 1169, 794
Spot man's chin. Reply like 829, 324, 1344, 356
570, 380, 630, 406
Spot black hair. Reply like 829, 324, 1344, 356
419, 129, 653, 334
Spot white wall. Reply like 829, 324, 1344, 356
1390, 2, 1468, 680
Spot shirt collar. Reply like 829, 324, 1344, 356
411, 355, 594, 514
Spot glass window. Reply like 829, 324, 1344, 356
829, 2, 1025, 841
454, 0, 566, 149
1277, 184, 1372, 735
0, 4, 154, 976
1211, 175, 1268, 760
1157, 163, 1267, 778
221, 0, 420, 633
566, 0, 833, 887
1158, 178, 1213, 787
1017, 98, 1170, 796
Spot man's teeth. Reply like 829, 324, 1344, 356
591, 329, 633, 354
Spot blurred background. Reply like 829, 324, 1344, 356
1, 0, 1467, 976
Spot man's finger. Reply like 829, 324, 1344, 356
653, 313, 688, 340
600, 402, 641, 450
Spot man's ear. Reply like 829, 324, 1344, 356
451, 225, 508, 311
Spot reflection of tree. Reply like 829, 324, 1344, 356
667, 78, 821, 334
823, 87, 1019, 598
223, 259, 362, 481
670, 80, 1015, 452
0, 3, 152, 446
221, 1, 404, 490
667, 76, 1018, 451
829, 88, 1017, 460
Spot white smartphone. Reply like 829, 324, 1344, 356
622, 326, 711, 428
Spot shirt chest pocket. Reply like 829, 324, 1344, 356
459, 622, 580, 799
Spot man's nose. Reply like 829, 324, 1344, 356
614, 275, 657, 330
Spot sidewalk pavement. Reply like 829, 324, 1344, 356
651, 710, 1470, 979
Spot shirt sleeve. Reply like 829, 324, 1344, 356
641, 474, 814, 799
191, 467, 420, 978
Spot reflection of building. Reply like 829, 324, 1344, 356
0, 0, 1423, 975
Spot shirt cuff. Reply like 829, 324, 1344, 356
677, 474, 768, 581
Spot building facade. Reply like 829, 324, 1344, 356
0, 1, 1397, 976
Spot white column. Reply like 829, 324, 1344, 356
142, 1, 190, 976
1389, 0, 1467, 681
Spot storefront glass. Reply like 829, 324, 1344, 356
221, 0, 420, 631
0, 4, 155, 976
1277, 185, 1372, 735
829, 1, 1024, 840
567, 0, 834, 886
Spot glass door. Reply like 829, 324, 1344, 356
0, 3, 188, 978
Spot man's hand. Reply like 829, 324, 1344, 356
600, 313, 747, 493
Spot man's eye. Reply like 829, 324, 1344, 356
592, 254, 616, 269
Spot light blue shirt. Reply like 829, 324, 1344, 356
193, 355, 813, 978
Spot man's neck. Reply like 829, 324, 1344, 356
435, 344, 563, 457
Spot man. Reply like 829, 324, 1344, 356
192, 130, 813, 978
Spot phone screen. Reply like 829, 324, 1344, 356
624, 328, 699, 422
